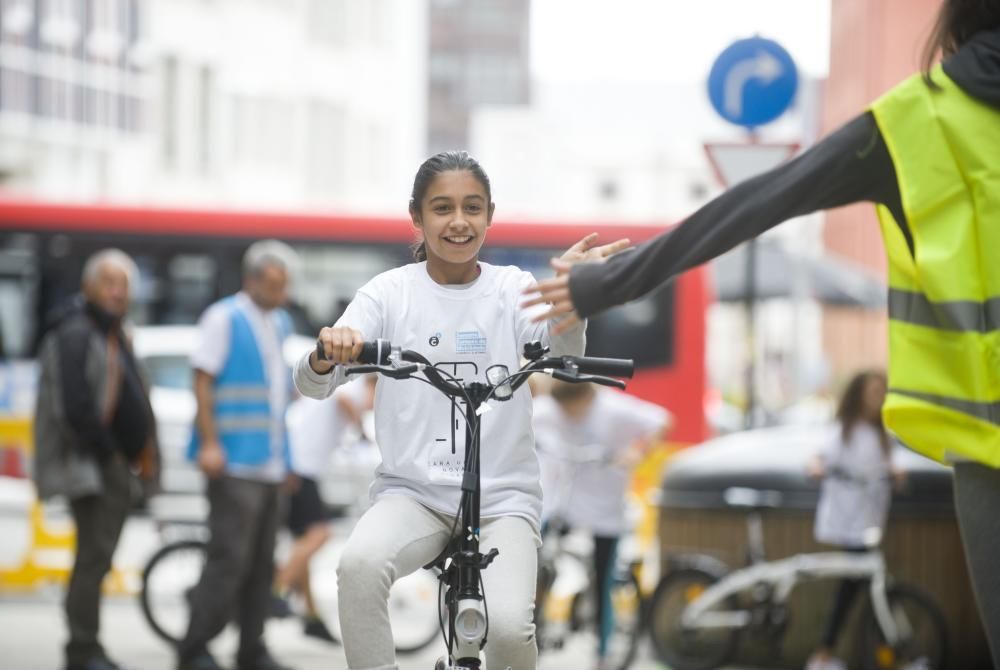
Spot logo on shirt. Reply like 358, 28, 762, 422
429, 332, 441, 347
456, 330, 487, 354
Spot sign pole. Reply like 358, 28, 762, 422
705, 36, 799, 429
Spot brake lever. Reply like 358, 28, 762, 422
579, 374, 626, 390
549, 369, 625, 389
344, 365, 379, 375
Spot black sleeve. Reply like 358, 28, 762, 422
58, 324, 117, 459
569, 111, 905, 318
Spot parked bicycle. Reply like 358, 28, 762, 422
139, 500, 442, 654
534, 443, 642, 670
321, 338, 634, 669
646, 486, 948, 670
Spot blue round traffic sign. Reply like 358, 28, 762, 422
707, 37, 798, 128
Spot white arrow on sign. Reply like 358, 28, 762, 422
704, 142, 799, 188
723, 50, 783, 119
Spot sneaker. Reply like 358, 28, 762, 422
302, 617, 337, 644
269, 594, 293, 619
176, 652, 226, 670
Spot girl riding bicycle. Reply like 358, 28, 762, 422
293, 151, 628, 670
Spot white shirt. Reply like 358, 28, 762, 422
294, 262, 586, 530
191, 292, 289, 482
814, 422, 893, 547
287, 377, 369, 479
532, 389, 669, 535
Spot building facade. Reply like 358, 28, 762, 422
427, 0, 530, 155
0, 0, 150, 198
820, 0, 941, 379
0, 0, 428, 213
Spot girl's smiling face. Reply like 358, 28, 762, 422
412, 169, 495, 284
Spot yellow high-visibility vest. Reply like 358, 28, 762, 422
870, 64, 1000, 466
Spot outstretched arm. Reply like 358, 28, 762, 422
525, 112, 902, 331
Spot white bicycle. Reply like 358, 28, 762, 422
646, 486, 948, 670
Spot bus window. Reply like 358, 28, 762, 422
585, 282, 674, 369
290, 243, 408, 330
0, 243, 39, 358
162, 254, 218, 325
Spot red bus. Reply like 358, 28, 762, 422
0, 199, 709, 443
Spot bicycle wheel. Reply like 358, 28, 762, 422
606, 569, 643, 670
389, 568, 443, 654
856, 583, 948, 670
140, 539, 208, 646
563, 568, 641, 669
646, 567, 739, 670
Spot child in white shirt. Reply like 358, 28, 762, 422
806, 370, 900, 670
294, 151, 628, 670
533, 381, 670, 667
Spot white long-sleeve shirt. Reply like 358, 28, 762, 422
294, 261, 585, 530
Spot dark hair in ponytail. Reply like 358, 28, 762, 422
921, 0, 1000, 88
409, 151, 492, 262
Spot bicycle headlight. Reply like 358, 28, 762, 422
486, 365, 513, 400
454, 598, 487, 643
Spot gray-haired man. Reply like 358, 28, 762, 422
34, 249, 159, 670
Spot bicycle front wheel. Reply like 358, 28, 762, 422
646, 567, 739, 670
856, 583, 948, 670
606, 569, 643, 670
139, 539, 208, 646
389, 568, 443, 654
562, 567, 642, 670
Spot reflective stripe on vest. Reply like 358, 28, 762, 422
870, 65, 1000, 467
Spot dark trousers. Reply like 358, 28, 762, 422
955, 462, 1000, 666
819, 547, 869, 649
65, 456, 132, 666
592, 534, 619, 657
179, 476, 281, 664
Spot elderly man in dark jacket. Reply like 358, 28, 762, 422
34, 248, 158, 670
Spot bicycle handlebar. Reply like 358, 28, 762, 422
315, 338, 633, 395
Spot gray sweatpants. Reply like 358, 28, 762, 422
337, 495, 541, 670
954, 462, 1000, 665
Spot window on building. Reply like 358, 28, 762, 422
40, 0, 78, 51
161, 55, 178, 167
307, 0, 348, 48
198, 65, 213, 173
306, 99, 347, 198
1, 0, 34, 40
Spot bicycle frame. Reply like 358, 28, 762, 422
330, 339, 633, 669
679, 545, 905, 647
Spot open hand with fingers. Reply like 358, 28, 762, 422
522, 232, 631, 335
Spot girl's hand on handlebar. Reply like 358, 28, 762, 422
311, 326, 365, 371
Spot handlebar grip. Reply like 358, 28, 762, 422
316, 338, 392, 364
563, 356, 635, 378
358, 338, 392, 364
